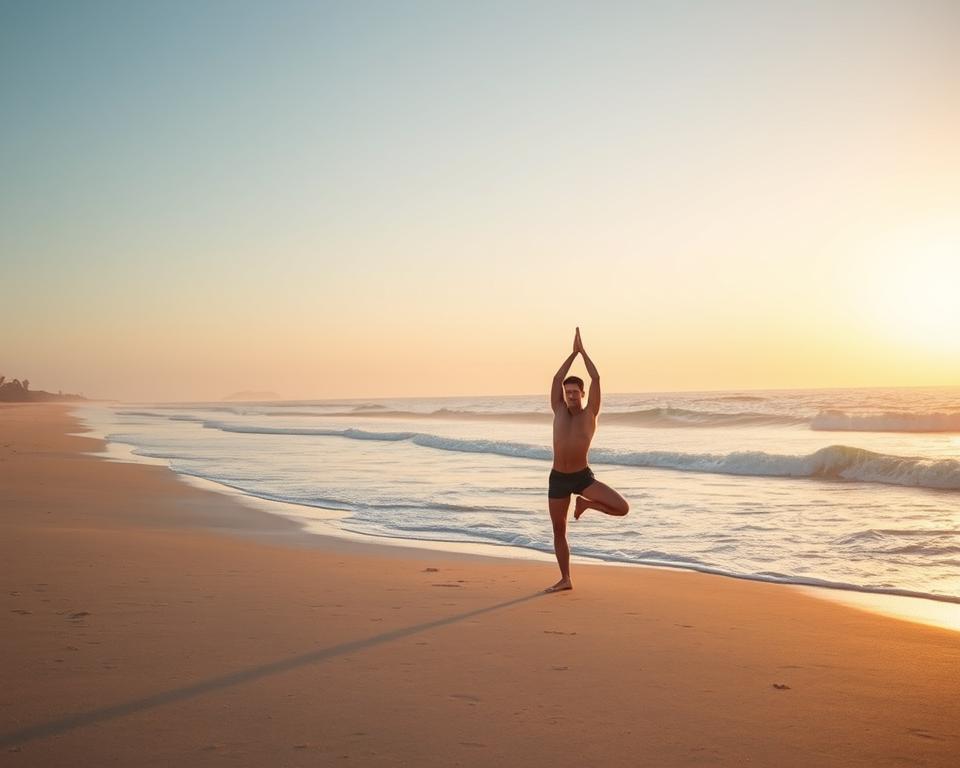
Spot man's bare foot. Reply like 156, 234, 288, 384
573, 496, 589, 520
544, 578, 573, 593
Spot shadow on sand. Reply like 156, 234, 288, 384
1, 591, 546, 748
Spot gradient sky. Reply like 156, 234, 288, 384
2, 0, 958, 401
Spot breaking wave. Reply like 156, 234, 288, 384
195, 420, 960, 491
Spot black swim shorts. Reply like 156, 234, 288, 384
548, 467, 595, 499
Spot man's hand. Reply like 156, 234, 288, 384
574, 327, 584, 355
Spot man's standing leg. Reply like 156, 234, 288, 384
546, 496, 573, 592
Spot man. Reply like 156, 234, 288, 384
546, 327, 629, 593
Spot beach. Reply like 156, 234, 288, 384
2, 404, 958, 766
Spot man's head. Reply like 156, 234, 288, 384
562, 376, 585, 409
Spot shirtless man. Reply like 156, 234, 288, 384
546, 327, 629, 593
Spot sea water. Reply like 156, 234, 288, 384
74, 386, 960, 605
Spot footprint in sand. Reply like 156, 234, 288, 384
907, 728, 944, 741
450, 694, 481, 703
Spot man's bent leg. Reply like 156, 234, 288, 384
574, 480, 629, 520
546, 496, 573, 592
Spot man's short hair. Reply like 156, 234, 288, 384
563, 376, 585, 391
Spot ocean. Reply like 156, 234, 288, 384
74, 386, 960, 606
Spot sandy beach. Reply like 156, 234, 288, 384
2, 404, 958, 766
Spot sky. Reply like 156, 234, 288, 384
2, 0, 958, 402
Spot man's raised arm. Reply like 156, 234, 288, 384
577, 329, 601, 416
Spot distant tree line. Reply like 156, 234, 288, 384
0, 375, 86, 402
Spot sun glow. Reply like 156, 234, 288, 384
858, 219, 960, 357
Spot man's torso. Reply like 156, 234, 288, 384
552, 408, 596, 472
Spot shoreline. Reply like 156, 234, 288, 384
76, 404, 960, 632
3, 403, 958, 766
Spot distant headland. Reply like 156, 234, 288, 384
0, 376, 87, 403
